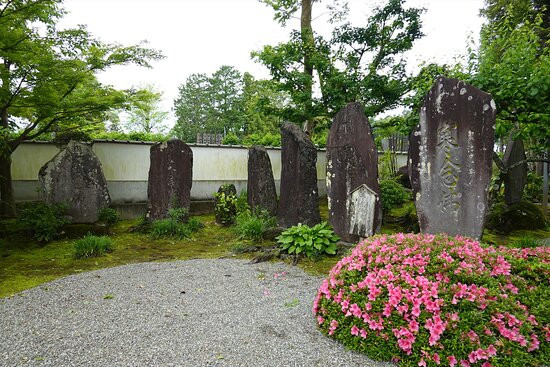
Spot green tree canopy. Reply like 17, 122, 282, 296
0, 0, 163, 216
254, 0, 424, 134
125, 84, 169, 134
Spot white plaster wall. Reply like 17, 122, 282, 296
11, 141, 406, 202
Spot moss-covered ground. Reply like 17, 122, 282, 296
1, 201, 548, 298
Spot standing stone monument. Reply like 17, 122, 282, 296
39, 141, 110, 223
408, 77, 496, 239
247, 145, 278, 216
326, 102, 381, 242
278, 122, 321, 227
146, 139, 193, 221
347, 184, 378, 239
503, 139, 527, 205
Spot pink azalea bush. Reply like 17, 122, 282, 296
313, 233, 549, 366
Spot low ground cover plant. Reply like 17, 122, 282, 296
234, 209, 277, 241
380, 178, 410, 212
214, 186, 238, 225
313, 233, 549, 366
277, 222, 339, 258
97, 207, 120, 226
18, 202, 68, 242
149, 208, 204, 240
74, 234, 112, 258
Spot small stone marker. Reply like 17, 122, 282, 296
278, 122, 321, 227
503, 139, 527, 205
39, 141, 111, 223
347, 184, 378, 238
247, 145, 278, 216
326, 102, 381, 242
409, 77, 495, 239
146, 139, 193, 221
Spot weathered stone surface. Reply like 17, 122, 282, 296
39, 141, 110, 223
503, 139, 527, 205
397, 165, 412, 189
247, 145, 278, 216
408, 77, 495, 239
278, 122, 321, 227
347, 184, 378, 240
146, 139, 192, 221
326, 102, 381, 242
214, 184, 237, 225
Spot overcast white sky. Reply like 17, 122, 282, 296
60, 0, 485, 128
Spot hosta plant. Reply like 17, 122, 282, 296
313, 233, 549, 367
277, 221, 339, 258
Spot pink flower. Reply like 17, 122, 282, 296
350, 325, 359, 336
448, 355, 457, 367
433, 353, 440, 365
328, 320, 338, 335
317, 316, 325, 325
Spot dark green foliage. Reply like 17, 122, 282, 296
221, 133, 240, 145
149, 216, 203, 240
167, 207, 189, 223
97, 207, 120, 226
510, 236, 543, 249
277, 222, 339, 258
214, 185, 238, 226
186, 217, 205, 232
234, 210, 277, 241
91, 131, 170, 142
149, 219, 191, 240
18, 202, 68, 242
73, 234, 112, 259
380, 178, 410, 212
52, 130, 92, 146
241, 133, 281, 147
486, 201, 547, 233
523, 172, 543, 203
235, 191, 249, 214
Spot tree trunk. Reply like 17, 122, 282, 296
0, 150, 16, 218
301, 0, 314, 136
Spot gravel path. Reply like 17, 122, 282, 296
0, 259, 392, 367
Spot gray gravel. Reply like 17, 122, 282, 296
0, 259, 392, 367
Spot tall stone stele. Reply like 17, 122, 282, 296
247, 145, 278, 216
146, 139, 193, 221
408, 77, 496, 239
503, 138, 527, 205
278, 122, 321, 227
326, 102, 381, 242
39, 141, 111, 223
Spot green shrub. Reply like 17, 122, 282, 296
236, 191, 249, 214
149, 219, 191, 239
523, 172, 542, 203
486, 201, 547, 233
18, 202, 68, 242
277, 222, 339, 258
314, 233, 549, 367
222, 133, 240, 145
168, 207, 189, 223
97, 207, 119, 226
510, 236, 542, 248
242, 133, 281, 147
74, 234, 112, 258
234, 210, 277, 241
186, 217, 205, 232
380, 178, 410, 212
214, 185, 238, 225
149, 217, 203, 240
